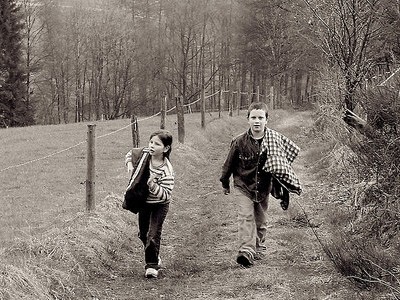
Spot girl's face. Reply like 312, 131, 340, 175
148, 135, 169, 158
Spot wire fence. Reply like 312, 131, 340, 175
0, 89, 239, 174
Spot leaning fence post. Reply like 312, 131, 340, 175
218, 89, 222, 118
160, 96, 167, 129
237, 89, 241, 115
86, 124, 96, 212
131, 115, 139, 147
201, 87, 206, 129
176, 96, 185, 144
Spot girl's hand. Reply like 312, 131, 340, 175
147, 174, 158, 189
127, 162, 134, 174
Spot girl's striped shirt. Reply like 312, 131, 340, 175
147, 158, 175, 204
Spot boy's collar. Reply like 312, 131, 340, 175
248, 128, 267, 139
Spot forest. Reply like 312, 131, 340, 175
1, 0, 400, 297
1, 0, 396, 126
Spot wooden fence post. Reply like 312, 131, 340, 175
86, 124, 96, 212
229, 90, 233, 117
131, 115, 139, 147
237, 90, 241, 115
270, 86, 274, 110
176, 96, 185, 143
201, 87, 206, 129
160, 96, 167, 129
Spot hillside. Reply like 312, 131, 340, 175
0, 109, 383, 299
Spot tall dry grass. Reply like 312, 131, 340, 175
0, 195, 135, 299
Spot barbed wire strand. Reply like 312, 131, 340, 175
0, 141, 87, 173
292, 197, 336, 267
95, 112, 162, 140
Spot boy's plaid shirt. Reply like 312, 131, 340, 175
260, 128, 302, 194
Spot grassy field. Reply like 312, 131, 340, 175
0, 109, 385, 299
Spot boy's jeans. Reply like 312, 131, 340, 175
234, 188, 269, 258
138, 203, 169, 270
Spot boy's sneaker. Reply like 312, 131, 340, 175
254, 251, 266, 260
256, 244, 267, 252
236, 252, 253, 268
145, 268, 158, 278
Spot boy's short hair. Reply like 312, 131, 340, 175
247, 102, 269, 119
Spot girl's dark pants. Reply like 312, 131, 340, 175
138, 203, 169, 270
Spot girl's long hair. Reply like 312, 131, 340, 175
149, 130, 173, 159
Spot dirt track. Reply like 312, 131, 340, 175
84, 109, 370, 300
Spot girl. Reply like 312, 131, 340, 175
124, 130, 174, 278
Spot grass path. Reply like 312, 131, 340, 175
82, 109, 369, 300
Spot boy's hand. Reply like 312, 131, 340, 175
223, 187, 230, 195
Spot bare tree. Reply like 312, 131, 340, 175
163, 0, 207, 106
303, 0, 384, 111
21, 0, 47, 113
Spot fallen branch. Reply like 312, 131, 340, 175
342, 109, 376, 138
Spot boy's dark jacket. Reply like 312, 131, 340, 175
123, 147, 150, 214
220, 130, 272, 202
220, 128, 301, 203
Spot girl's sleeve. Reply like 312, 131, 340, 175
125, 150, 133, 166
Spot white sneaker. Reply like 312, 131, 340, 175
145, 268, 158, 278
256, 244, 267, 252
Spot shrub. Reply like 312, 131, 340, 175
313, 71, 400, 298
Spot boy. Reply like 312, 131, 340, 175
220, 102, 301, 268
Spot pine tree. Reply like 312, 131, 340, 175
0, 0, 34, 127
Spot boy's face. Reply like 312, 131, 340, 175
248, 109, 267, 135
